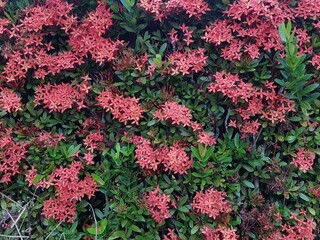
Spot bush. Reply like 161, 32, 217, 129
0, 0, 319, 239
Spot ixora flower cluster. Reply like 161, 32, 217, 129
144, 186, 239, 239
0, 0, 319, 239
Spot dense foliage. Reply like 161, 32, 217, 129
0, 0, 319, 239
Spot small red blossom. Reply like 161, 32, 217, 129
83, 152, 95, 165
144, 186, 171, 223
167, 48, 207, 75
291, 148, 315, 173
153, 101, 192, 127
191, 188, 232, 219
197, 131, 216, 146
163, 142, 193, 174
0, 87, 22, 113
310, 54, 320, 70
201, 225, 239, 240
96, 88, 145, 125
34, 82, 87, 112
83, 131, 104, 152
42, 161, 98, 222
163, 228, 179, 240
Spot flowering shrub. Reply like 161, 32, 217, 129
0, 0, 319, 239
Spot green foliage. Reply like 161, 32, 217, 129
0, 0, 319, 239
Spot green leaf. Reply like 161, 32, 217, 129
242, 164, 254, 172
191, 146, 201, 161
67, 144, 82, 158
178, 196, 188, 206
202, 146, 214, 162
278, 24, 287, 42
32, 175, 45, 184
286, 135, 296, 143
109, 230, 127, 239
147, 120, 157, 126
159, 43, 167, 54
191, 225, 200, 235
308, 207, 315, 215
243, 180, 255, 189
178, 206, 189, 213
120, 0, 132, 12
91, 174, 105, 185
300, 83, 319, 96
130, 225, 141, 233
87, 227, 99, 235
1, 200, 7, 210
299, 193, 309, 202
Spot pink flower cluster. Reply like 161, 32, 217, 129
96, 88, 145, 125
0, 126, 28, 183
153, 101, 192, 127
281, 212, 316, 240
36, 132, 65, 148
29, 161, 97, 222
0, 0, 120, 87
208, 71, 295, 137
138, 0, 209, 21
163, 229, 179, 240
83, 131, 104, 153
204, 0, 297, 61
290, 148, 315, 173
201, 225, 238, 240
34, 82, 88, 113
144, 186, 171, 223
191, 188, 232, 219
167, 48, 207, 75
310, 54, 320, 70
0, 87, 22, 113
132, 136, 192, 174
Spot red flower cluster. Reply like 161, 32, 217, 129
204, 0, 295, 61
0, 87, 22, 113
201, 225, 238, 240
290, 148, 315, 173
196, 131, 216, 146
163, 142, 193, 174
132, 136, 161, 172
132, 136, 192, 174
0, 0, 120, 87
163, 228, 179, 240
208, 72, 295, 137
40, 161, 97, 222
310, 54, 320, 70
144, 186, 171, 223
167, 48, 207, 75
83, 131, 104, 153
96, 88, 145, 125
295, 0, 320, 20
153, 101, 192, 127
36, 132, 65, 148
34, 82, 88, 113
68, 1, 123, 64
281, 212, 316, 239
138, 0, 209, 21
0, 126, 28, 183
191, 188, 231, 219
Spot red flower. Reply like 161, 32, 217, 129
197, 131, 216, 146
0, 87, 22, 113
291, 148, 315, 173
153, 101, 192, 127
191, 188, 231, 219
97, 88, 145, 125
163, 142, 192, 174
201, 225, 239, 240
144, 186, 171, 223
